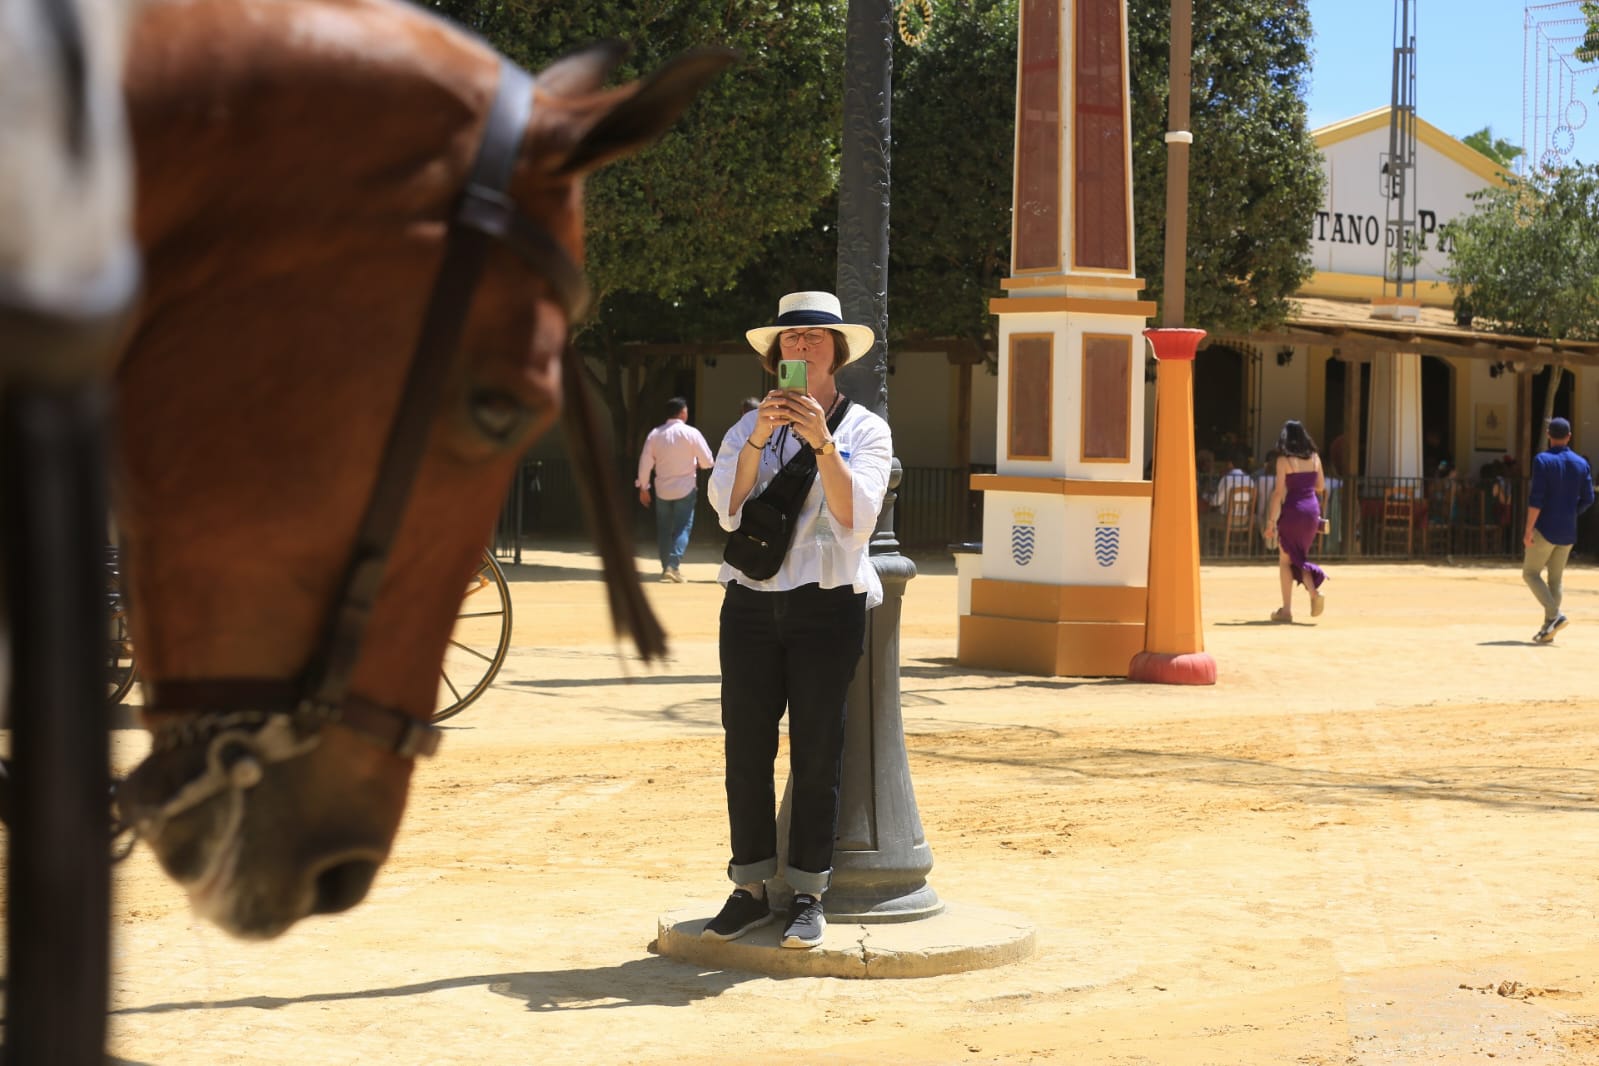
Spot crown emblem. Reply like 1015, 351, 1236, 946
1096, 510, 1120, 525
1012, 507, 1035, 525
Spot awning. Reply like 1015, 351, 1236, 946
1226, 296, 1599, 369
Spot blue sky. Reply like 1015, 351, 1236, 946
1304, 0, 1599, 169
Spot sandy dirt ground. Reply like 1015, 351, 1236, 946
97, 541, 1599, 1065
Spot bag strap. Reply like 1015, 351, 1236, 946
753, 395, 855, 511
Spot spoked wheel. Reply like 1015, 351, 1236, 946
106, 548, 137, 706
106, 605, 137, 706
432, 548, 512, 723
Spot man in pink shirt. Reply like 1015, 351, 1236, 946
636, 397, 715, 582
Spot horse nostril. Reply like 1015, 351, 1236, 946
309, 857, 379, 916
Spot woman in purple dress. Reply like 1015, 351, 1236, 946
1263, 420, 1328, 622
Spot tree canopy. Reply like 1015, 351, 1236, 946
420, 0, 1326, 452
885, 0, 1324, 345
1130, 0, 1322, 333
423, 0, 849, 306
1460, 127, 1523, 170
421, 0, 850, 451
886, 0, 1018, 343
425, 0, 1323, 348
1443, 164, 1599, 342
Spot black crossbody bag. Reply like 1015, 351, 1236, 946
723, 398, 851, 581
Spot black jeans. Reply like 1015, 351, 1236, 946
718, 581, 867, 897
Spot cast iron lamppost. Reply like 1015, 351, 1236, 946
781, 0, 941, 921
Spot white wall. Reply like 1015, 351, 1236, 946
697, 355, 768, 452
971, 364, 998, 466
883, 350, 956, 467
1256, 347, 1311, 462
1315, 129, 1496, 283
1461, 358, 1521, 477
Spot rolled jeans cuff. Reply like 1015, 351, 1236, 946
728, 857, 779, 887
783, 865, 832, 897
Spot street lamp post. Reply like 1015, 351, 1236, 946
783, 0, 941, 921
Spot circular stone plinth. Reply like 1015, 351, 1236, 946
653, 899, 1035, 979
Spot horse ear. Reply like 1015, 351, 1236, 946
537, 41, 630, 97
554, 48, 738, 177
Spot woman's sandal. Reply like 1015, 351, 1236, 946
1271, 607, 1292, 623
1310, 591, 1326, 617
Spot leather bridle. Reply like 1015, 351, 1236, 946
138, 59, 588, 767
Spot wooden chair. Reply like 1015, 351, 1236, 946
1473, 483, 1510, 556
1452, 484, 1486, 555
1221, 483, 1256, 557
1380, 486, 1415, 557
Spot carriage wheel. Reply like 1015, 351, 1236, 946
106, 601, 137, 706
106, 549, 137, 706
432, 548, 512, 723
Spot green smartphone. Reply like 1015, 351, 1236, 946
777, 358, 808, 393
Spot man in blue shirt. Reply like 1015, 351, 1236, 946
1522, 416, 1594, 643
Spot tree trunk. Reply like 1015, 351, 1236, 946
1538, 365, 1564, 442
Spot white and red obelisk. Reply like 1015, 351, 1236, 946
958, 0, 1155, 676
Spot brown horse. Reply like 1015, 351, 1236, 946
111, 0, 727, 939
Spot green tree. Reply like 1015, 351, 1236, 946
1129, 0, 1323, 332
1577, 0, 1599, 65
1443, 165, 1599, 430
887, 0, 1018, 345
1443, 165, 1599, 343
422, 0, 848, 452
884, 0, 1323, 346
1461, 126, 1523, 170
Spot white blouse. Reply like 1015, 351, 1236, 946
708, 402, 893, 609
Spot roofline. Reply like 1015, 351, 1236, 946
1313, 106, 1511, 188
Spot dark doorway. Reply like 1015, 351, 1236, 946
1322, 358, 1370, 477
1193, 343, 1248, 461
1421, 356, 1454, 472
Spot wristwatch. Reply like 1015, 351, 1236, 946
815, 439, 837, 457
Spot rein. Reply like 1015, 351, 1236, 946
138, 59, 589, 774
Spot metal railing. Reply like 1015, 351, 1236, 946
491, 458, 1541, 562
1198, 474, 1524, 561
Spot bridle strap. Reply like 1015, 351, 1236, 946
143, 680, 440, 758
299, 58, 536, 716
142, 59, 582, 762
457, 185, 590, 322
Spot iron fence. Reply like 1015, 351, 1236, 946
1199, 473, 1524, 561
492, 457, 1547, 563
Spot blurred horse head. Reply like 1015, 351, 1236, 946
112, 0, 726, 939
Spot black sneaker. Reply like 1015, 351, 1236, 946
780, 893, 826, 949
1548, 614, 1570, 641
702, 889, 772, 941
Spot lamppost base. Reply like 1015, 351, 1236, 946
1128, 650, 1217, 685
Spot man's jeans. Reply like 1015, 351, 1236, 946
1523, 528, 1573, 621
718, 582, 867, 898
654, 492, 696, 571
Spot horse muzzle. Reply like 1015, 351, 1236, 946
117, 714, 399, 939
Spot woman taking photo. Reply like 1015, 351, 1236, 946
1263, 419, 1329, 622
702, 291, 892, 950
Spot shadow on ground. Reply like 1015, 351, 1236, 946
112, 956, 763, 1017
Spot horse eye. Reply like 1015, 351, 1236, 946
467, 387, 529, 444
